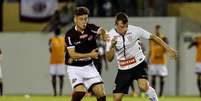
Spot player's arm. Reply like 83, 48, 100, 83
106, 37, 117, 62
67, 48, 98, 59
97, 28, 109, 41
88, 23, 109, 42
48, 39, 52, 53
188, 41, 198, 49
66, 32, 98, 59
150, 34, 176, 59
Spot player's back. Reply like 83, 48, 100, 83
149, 34, 167, 64
50, 36, 65, 64
196, 36, 201, 62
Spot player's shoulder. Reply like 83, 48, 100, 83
59, 35, 65, 39
108, 28, 118, 36
128, 25, 145, 34
128, 25, 141, 30
86, 23, 99, 29
65, 26, 76, 36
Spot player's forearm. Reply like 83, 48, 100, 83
69, 52, 92, 60
67, 48, 92, 59
151, 34, 172, 52
106, 48, 115, 62
98, 28, 108, 41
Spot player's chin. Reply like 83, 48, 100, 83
82, 26, 86, 29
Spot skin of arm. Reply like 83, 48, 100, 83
150, 34, 176, 59
106, 37, 117, 62
97, 28, 109, 41
67, 48, 98, 60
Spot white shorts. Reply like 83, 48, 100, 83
196, 63, 201, 73
149, 64, 168, 76
67, 63, 103, 90
0, 65, 2, 79
50, 64, 66, 76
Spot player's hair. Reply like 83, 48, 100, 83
54, 28, 60, 36
115, 12, 128, 24
0, 48, 1, 54
74, 7, 89, 16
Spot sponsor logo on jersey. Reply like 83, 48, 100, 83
80, 34, 88, 39
119, 57, 136, 67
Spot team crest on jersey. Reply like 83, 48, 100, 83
72, 78, 77, 83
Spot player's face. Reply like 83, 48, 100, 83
115, 21, 128, 35
74, 14, 88, 30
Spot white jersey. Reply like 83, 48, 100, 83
107, 25, 151, 70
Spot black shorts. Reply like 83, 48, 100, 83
113, 61, 148, 94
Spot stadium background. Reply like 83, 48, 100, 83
0, 0, 201, 98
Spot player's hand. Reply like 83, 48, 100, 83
68, 58, 73, 64
167, 47, 177, 60
90, 48, 99, 59
111, 37, 117, 48
100, 33, 110, 42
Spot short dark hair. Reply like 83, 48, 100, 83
74, 7, 89, 16
54, 28, 61, 36
115, 12, 128, 24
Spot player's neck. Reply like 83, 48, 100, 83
75, 26, 84, 34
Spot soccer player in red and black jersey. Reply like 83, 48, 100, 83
65, 7, 108, 101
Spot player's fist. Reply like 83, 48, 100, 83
90, 48, 99, 59
167, 47, 177, 60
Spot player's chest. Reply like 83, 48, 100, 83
115, 33, 138, 48
73, 33, 96, 45
52, 38, 64, 46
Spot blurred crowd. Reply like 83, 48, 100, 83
4, 0, 201, 17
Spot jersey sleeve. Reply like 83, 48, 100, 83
65, 32, 75, 49
137, 27, 152, 39
88, 23, 101, 34
48, 37, 53, 46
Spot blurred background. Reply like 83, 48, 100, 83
0, 0, 201, 97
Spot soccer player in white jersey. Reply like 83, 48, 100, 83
106, 12, 176, 101
0, 48, 3, 96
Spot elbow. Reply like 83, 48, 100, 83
107, 57, 113, 62
69, 53, 79, 60
107, 58, 113, 62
